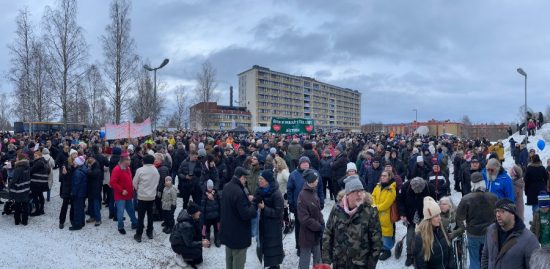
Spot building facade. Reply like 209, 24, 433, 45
238, 65, 361, 131
381, 120, 509, 140
189, 102, 252, 131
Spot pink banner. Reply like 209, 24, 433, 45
105, 118, 152, 140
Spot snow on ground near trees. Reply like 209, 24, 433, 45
2, 124, 547, 268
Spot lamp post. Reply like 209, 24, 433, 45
517, 68, 527, 136
144, 58, 170, 130
413, 109, 418, 122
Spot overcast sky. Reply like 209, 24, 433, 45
1, 0, 549, 125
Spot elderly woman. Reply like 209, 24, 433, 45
438, 196, 464, 240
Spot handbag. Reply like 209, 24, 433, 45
390, 201, 399, 223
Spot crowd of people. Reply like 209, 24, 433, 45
1, 129, 550, 269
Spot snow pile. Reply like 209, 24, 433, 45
502, 123, 550, 170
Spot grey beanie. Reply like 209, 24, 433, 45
344, 175, 364, 194
299, 156, 311, 165
198, 149, 207, 157
470, 172, 483, 183
410, 177, 427, 194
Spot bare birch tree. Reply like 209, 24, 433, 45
101, 0, 139, 124
42, 0, 88, 128
166, 85, 188, 129
194, 61, 218, 128
131, 67, 164, 123
83, 65, 106, 128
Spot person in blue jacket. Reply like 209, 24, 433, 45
287, 156, 324, 256
70, 156, 89, 231
482, 158, 515, 202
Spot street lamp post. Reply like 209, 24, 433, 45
413, 109, 418, 122
144, 58, 170, 130
517, 68, 527, 136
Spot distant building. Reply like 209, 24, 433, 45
381, 120, 509, 140
189, 102, 251, 131
238, 65, 361, 131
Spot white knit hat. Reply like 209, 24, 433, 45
346, 162, 357, 172
69, 149, 78, 156
423, 196, 441, 220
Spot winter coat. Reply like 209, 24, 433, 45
8, 160, 31, 203
483, 168, 515, 202
530, 210, 550, 246
297, 184, 324, 248
245, 165, 260, 196
177, 159, 202, 192
93, 153, 108, 183
132, 164, 160, 201
287, 168, 324, 213
440, 210, 465, 240
108, 152, 121, 174
397, 180, 436, 222
156, 162, 170, 193
275, 169, 289, 198
524, 162, 548, 205
513, 177, 525, 220
220, 176, 257, 249
322, 198, 382, 268
130, 153, 143, 178
110, 165, 134, 201
256, 182, 285, 267
303, 149, 320, 170
287, 141, 303, 161
86, 161, 102, 200
481, 220, 539, 269
201, 189, 221, 221
331, 153, 348, 186
409, 163, 430, 180
414, 227, 452, 269
170, 210, 202, 260
172, 148, 188, 173
459, 163, 480, 196
390, 158, 407, 180
59, 163, 74, 199
319, 157, 333, 180
365, 165, 383, 193
372, 181, 397, 237
455, 190, 498, 236
428, 171, 450, 201
30, 157, 50, 193
43, 154, 55, 190
71, 165, 88, 198
161, 186, 178, 210
518, 149, 528, 169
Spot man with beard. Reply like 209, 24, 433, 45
483, 158, 514, 202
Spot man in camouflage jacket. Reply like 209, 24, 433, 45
322, 175, 382, 269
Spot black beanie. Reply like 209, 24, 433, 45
187, 201, 200, 215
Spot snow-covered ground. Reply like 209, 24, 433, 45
2, 124, 547, 268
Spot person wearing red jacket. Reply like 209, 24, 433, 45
110, 152, 138, 234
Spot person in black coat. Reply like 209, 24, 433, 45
29, 150, 51, 216
130, 147, 143, 177
524, 154, 549, 214
70, 156, 88, 231
86, 156, 102, 225
107, 147, 122, 219
9, 156, 31, 225
177, 152, 203, 209
201, 179, 221, 247
154, 153, 171, 220
220, 167, 257, 269
302, 142, 320, 171
59, 150, 77, 229
397, 177, 436, 266
255, 170, 285, 268
172, 143, 188, 179
330, 146, 348, 194
170, 202, 207, 269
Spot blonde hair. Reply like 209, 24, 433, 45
274, 156, 288, 172
416, 219, 450, 261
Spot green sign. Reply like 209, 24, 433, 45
270, 118, 315, 134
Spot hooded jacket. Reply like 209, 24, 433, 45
170, 210, 202, 260
483, 168, 515, 202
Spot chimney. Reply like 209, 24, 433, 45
230, 86, 233, 107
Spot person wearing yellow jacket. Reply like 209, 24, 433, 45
494, 141, 505, 163
372, 170, 397, 261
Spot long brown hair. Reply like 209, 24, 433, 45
416, 219, 450, 261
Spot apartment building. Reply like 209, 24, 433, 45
189, 102, 252, 131
238, 65, 361, 131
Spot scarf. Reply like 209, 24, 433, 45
340, 194, 359, 218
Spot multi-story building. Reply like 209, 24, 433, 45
238, 65, 361, 131
382, 120, 510, 140
189, 102, 252, 131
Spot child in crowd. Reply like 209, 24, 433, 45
201, 179, 221, 247
161, 176, 178, 234
531, 192, 550, 247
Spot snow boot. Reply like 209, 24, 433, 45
379, 249, 391, 261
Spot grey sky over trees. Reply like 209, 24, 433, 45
1, 0, 550, 124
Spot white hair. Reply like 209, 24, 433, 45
471, 180, 486, 192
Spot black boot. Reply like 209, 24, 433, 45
379, 249, 391, 261
405, 254, 414, 267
